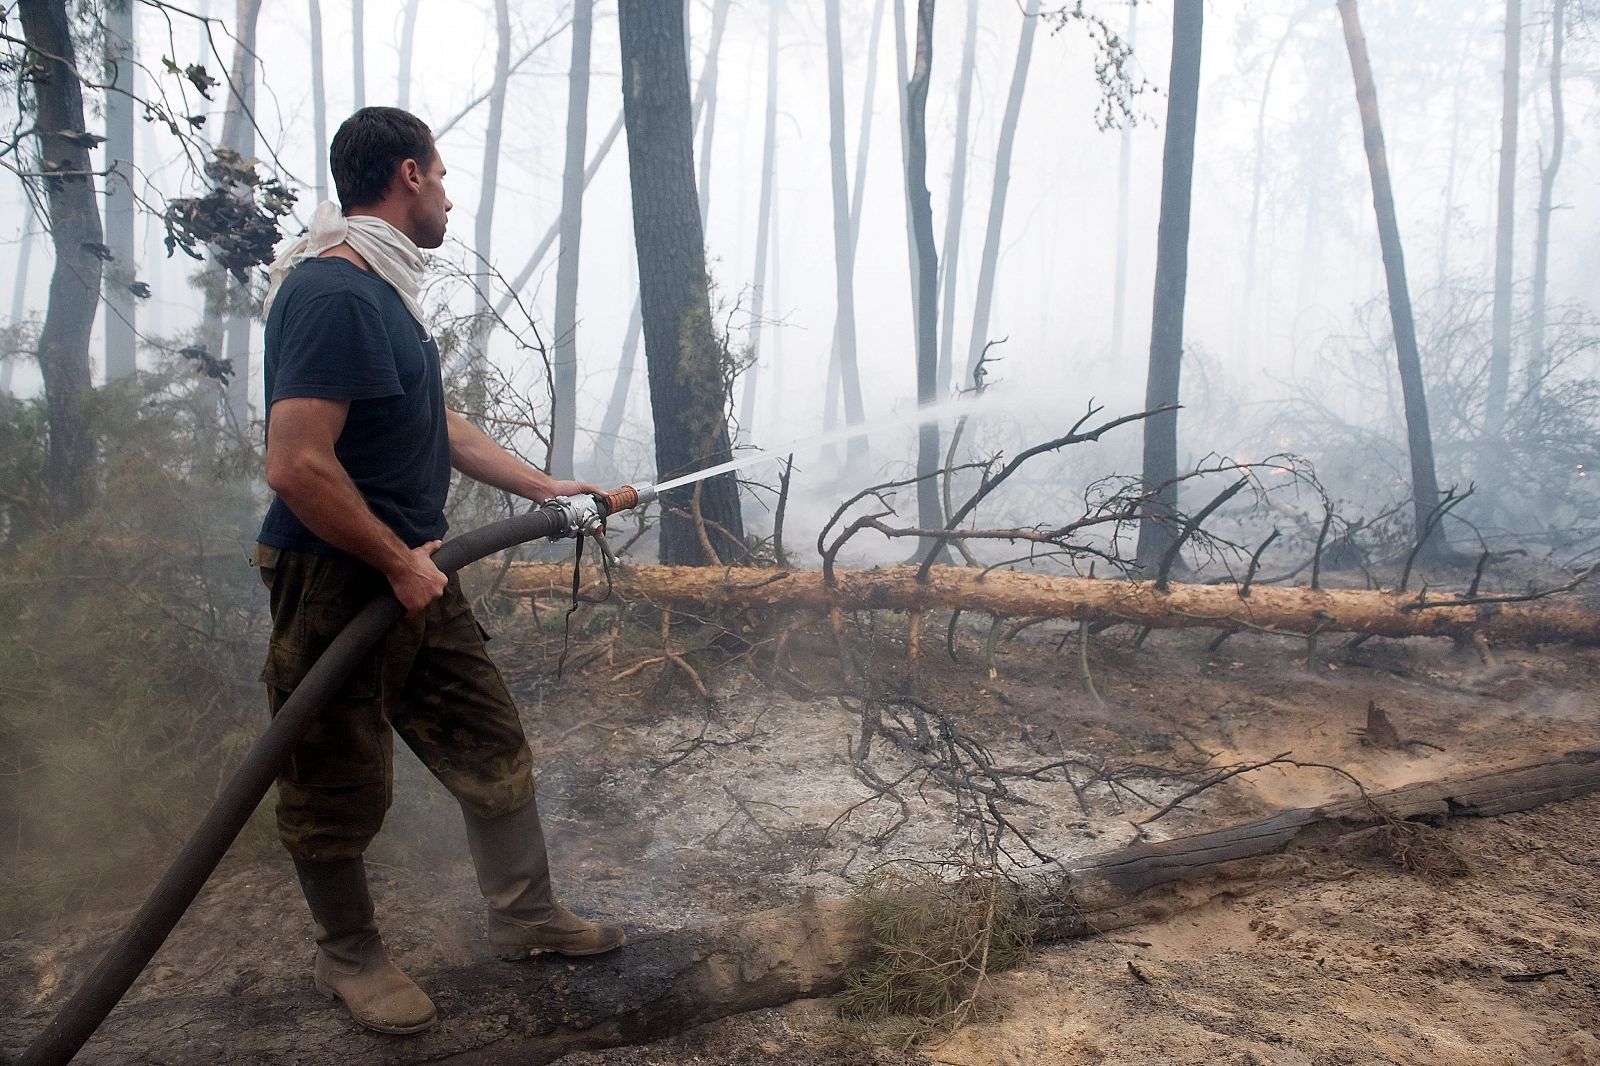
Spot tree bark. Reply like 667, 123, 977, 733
618, 0, 745, 564
350, 0, 364, 110
104, 0, 137, 383
550, 0, 594, 479
934, 0, 977, 394
397, 0, 420, 112
1336, 0, 1446, 563
19, 0, 105, 519
1109, 0, 1136, 364
738, 0, 783, 447
904, 0, 942, 558
1134, 0, 1202, 569
823, 0, 868, 466
1527, 0, 1564, 402
962, 0, 1041, 388
309, 0, 328, 204
506, 562, 1600, 646
1486, 0, 1521, 437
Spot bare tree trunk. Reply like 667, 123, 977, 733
823, 0, 885, 445
18, 0, 103, 519
397, 0, 420, 111
104, 0, 137, 383
893, 0, 921, 334
309, 0, 328, 204
550, 0, 594, 479
1134, 0, 1202, 569
351, 0, 365, 110
1110, 0, 1136, 363
738, 0, 783, 447
933, 0, 977, 393
823, 0, 885, 436
962, 0, 1040, 388
4, 219, 37, 394
1240, 12, 1300, 368
473, 0, 511, 376
618, 0, 746, 564
905, 0, 942, 557
221, 0, 263, 438
694, 0, 732, 222
593, 8, 729, 475
1336, 0, 1446, 561
823, 0, 867, 466
1487, 0, 1521, 440
1527, 0, 1564, 402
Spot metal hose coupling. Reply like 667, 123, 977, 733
542, 484, 657, 542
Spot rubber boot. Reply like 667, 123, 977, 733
461, 797, 626, 959
293, 858, 437, 1034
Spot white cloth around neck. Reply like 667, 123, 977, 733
262, 201, 431, 337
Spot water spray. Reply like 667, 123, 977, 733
17, 485, 654, 1066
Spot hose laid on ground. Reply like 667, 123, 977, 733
18, 487, 650, 1066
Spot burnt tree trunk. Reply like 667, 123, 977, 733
1336, 0, 1446, 562
1527, 0, 1564, 402
619, 0, 745, 564
104, 0, 137, 382
1134, 0, 1202, 569
738, 0, 783, 446
550, 0, 595, 479
904, 0, 942, 559
20, 0, 104, 519
1486, 0, 1521, 438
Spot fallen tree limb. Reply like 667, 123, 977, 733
26, 748, 1599, 1064
502, 563, 1600, 646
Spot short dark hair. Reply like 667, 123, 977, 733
329, 107, 436, 210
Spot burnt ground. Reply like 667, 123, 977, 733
4, 606, 1600, 1064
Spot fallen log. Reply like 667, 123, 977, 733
24, 747, 1600, 1064
502, 563, 1600, 645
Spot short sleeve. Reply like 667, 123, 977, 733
268, 290, 402, 404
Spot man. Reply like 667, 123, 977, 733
254, 106, 623, 1036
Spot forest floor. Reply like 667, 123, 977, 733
4, 596, 1600, 1065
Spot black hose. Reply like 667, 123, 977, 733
17, 503, 573, 1066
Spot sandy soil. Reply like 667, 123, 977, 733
4, 610, 1599, 1064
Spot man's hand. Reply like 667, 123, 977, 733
540, 479, 606, 501
387, 540, 447, 616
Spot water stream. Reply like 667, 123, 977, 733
649, 390, 1039, 494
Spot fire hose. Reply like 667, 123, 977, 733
17, 484, 656, 1066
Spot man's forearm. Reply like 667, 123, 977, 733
446, 410, 560, 500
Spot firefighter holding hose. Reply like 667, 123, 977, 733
253, 107, 625, 1035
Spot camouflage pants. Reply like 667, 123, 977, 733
253, 545, 535, 862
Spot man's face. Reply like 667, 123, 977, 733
410, 150, 452, 249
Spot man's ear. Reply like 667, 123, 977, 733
397, 157, 423, 193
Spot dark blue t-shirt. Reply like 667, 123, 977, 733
257, 256, 451, 555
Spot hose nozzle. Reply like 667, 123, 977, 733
597, 484, 657, 516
